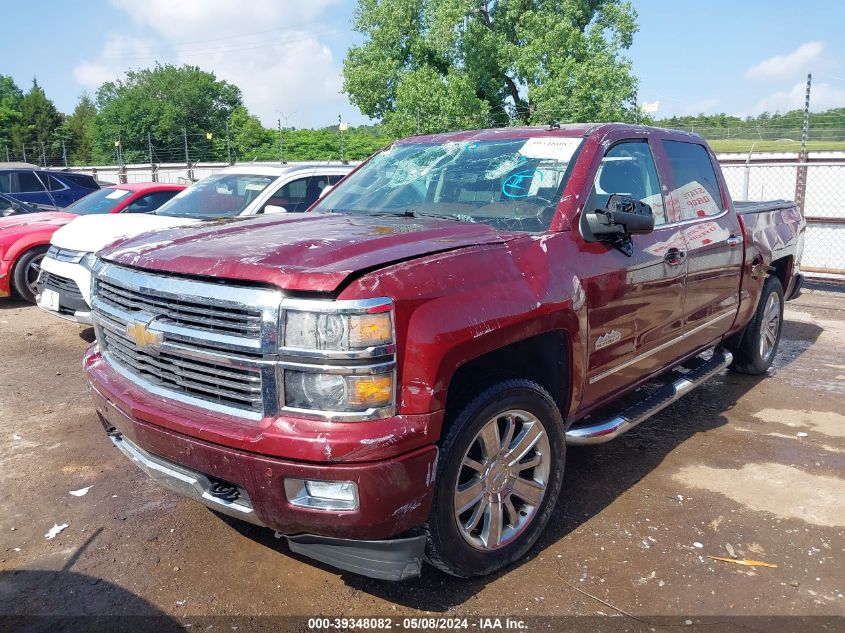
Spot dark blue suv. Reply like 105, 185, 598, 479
0, 163, 99, 207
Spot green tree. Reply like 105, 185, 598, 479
343, 0, 639, 137
62, 94, 97, 164
223, 105, 274, 161
18, 78, 63, 161
93, 64, 242, 163
0, 75, 24, 155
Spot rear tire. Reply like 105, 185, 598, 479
423, 379, 565, 577
728, 275, 784, 375
12, 246, 48, 304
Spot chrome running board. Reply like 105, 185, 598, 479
565, 346, 733, 445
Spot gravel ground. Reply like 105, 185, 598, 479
0, 286, 843, 632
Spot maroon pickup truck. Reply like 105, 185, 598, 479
83, 124, 805, 580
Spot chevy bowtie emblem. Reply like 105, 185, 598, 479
126, 321, 163, 349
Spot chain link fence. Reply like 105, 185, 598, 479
719, 155, 845, 279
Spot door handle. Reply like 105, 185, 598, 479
726, 235, 743, 248
664, 248, 686, 266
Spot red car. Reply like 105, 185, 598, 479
0, 182, 185, 303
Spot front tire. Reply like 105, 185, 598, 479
12, 246, 48, 304
728, 275, 784, 375
424, 379, 565, 577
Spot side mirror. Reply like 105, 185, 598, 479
583, 195, 654, 256
263, 204, 288, 215
319, 184, 334, 199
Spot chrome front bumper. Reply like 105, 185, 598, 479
107, 430, 265, 527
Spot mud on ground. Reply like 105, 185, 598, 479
0, 287, 843, 629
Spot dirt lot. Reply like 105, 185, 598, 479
1, 286, 843, 631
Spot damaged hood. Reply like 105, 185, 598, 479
51, 213, 200, 254
102, 212, 517, 292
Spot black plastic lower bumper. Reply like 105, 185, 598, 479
38, 271, 88, 313
104, 422, 428, 582
286, 533, 427, 581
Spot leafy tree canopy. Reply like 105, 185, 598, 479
0, 75, 24, 147
94, 63, 243, 163
18, 79, 63, 153
343, 0, 640, 136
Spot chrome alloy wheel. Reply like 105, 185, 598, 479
26, 253, 45, 296
759, 292, 781, 362
454, 410, 551, 551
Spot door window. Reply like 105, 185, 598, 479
124, 190, 181, 213
587, 141, 666, 225
662, 140, 723, 222
264, 175, 337, 212
15, 171, 46, 193
0, 173, 10, 193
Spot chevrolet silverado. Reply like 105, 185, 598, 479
82, 124, 805, 581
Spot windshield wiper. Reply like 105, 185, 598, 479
368, 208, 472, 222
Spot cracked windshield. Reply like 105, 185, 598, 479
314, 136, 583, 232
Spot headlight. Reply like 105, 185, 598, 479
80, 253, 97, 270
279, 298, 396, 417
284, 370, 394, 413
284, 309, 392, 351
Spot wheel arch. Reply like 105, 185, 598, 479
439, 330, 572, 441
769, 255, 793, 294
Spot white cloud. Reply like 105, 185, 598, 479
73, 35, 160, 88
109, 0, 339, 44
745, 42, 823, 80
72, 0, 360, 127
753, 80, 845, 113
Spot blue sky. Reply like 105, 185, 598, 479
2, 0, 843, 127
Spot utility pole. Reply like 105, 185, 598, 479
183, 127, 190, 164
4, 144, 8, 162
62, 140, 68, 168
115, 136, 126, 183
338, 115, 347, 163
40, 141, 46, 166
416, 108, 420, 135
794, 73, 812, 216
225, 120, 232, 164
277, 118, 283, 164
21, 144, 27, 163
148, 131, 157, 182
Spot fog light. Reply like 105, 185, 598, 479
284, 478, 359, 511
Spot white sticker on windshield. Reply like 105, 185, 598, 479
105, 189, 131, 200
519, 137, 581, 162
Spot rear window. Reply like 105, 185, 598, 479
57, 173, 99, 190
662, 141, 723, 222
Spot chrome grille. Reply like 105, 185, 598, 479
90, 260, 283, 419
47, 245, 84, 263
101, 327, 264, 412
96, 277, 263, 337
